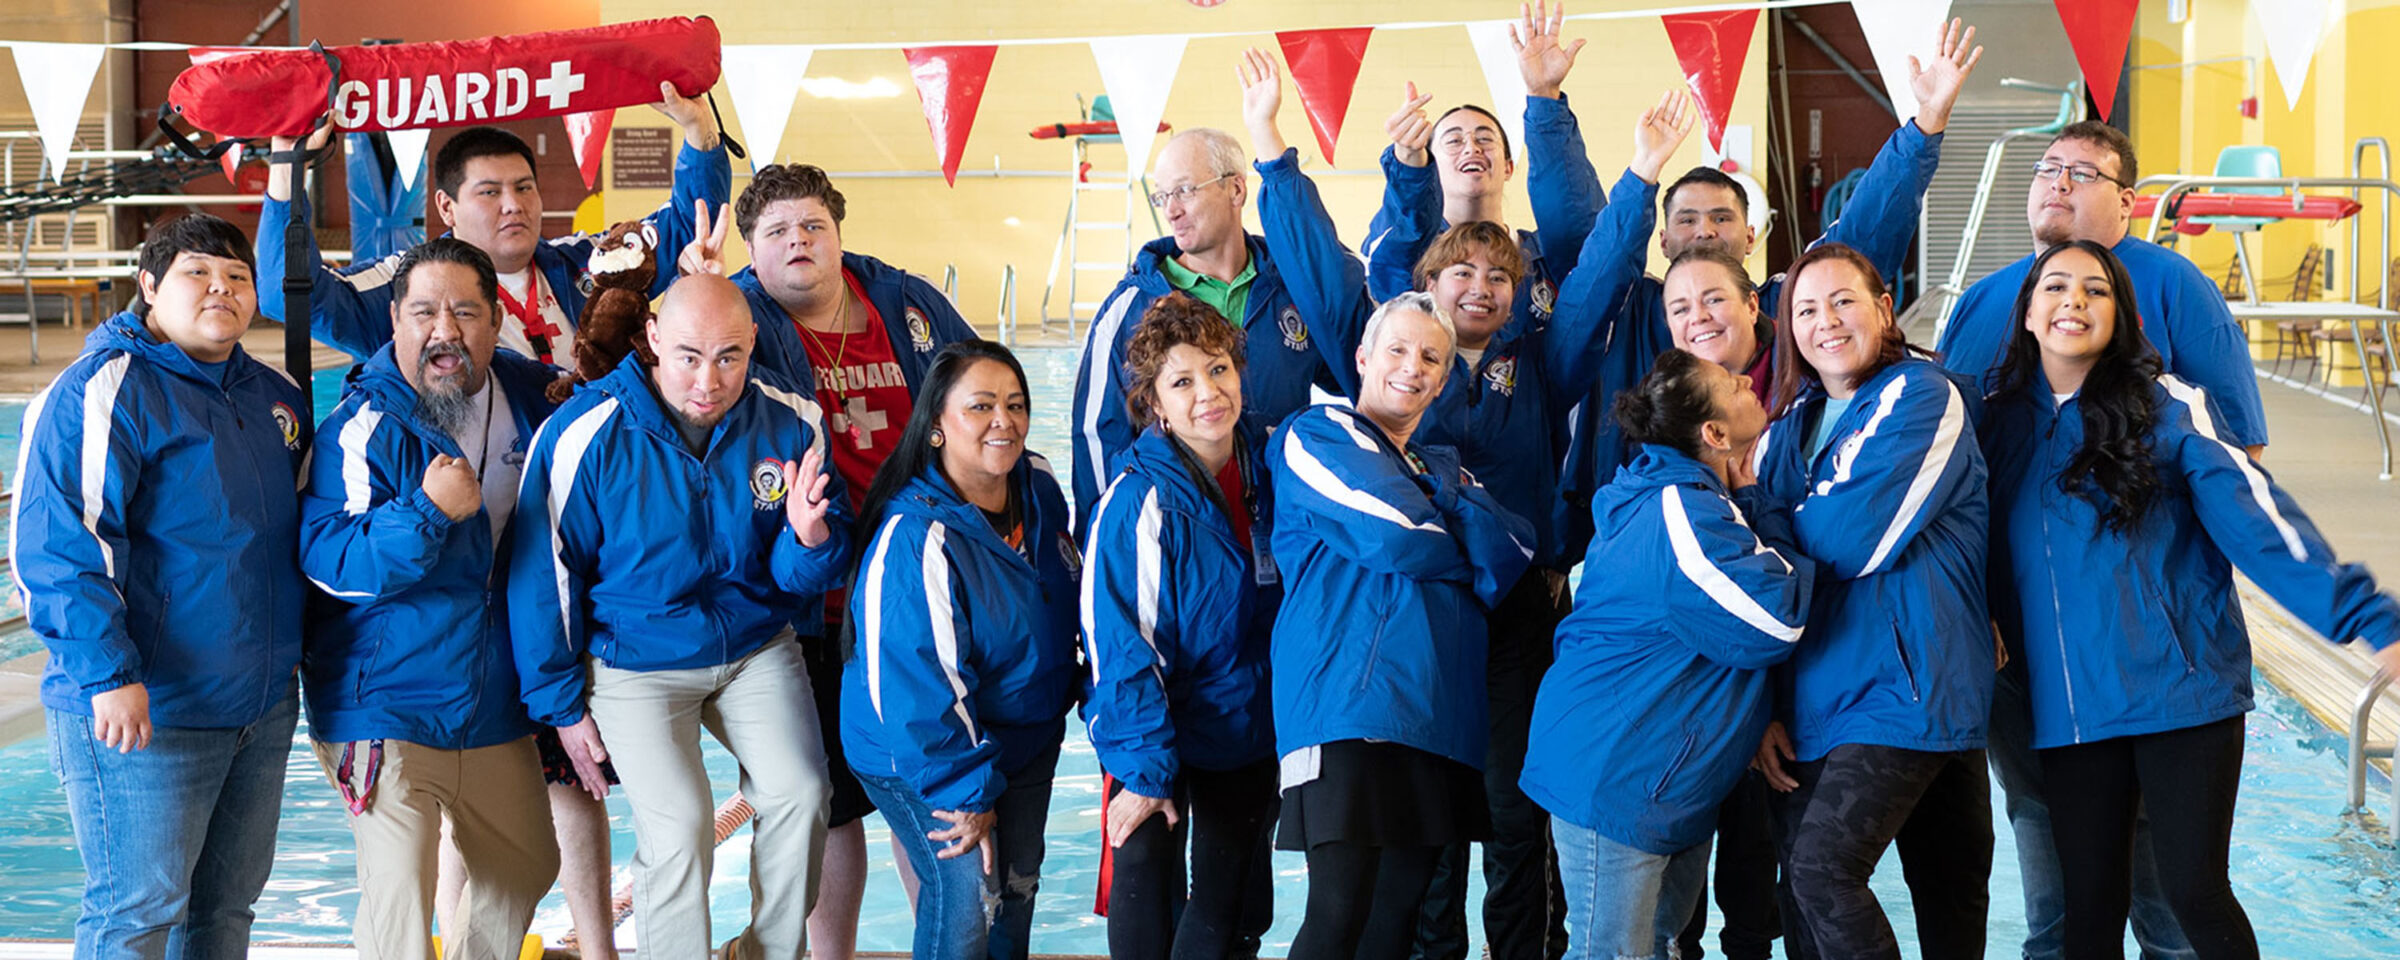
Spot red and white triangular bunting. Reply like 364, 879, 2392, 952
387, 129, 431, 192
1276, 27, 1374, 164
8, 42, 107, 182
2050, 0, 2141, 122
904, 45, 999, 187
563, 109, 616, 190
2254, 0, 2335, 112
1661, 10, 1761, 154
1462, 20, 1528, 170
721, 45, 815, 170
1850, 0, 1952, 127
1090, 34, 1187, 173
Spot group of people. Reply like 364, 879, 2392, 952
17, 4, 2400, 960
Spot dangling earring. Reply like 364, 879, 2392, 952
930, 429, 945, 448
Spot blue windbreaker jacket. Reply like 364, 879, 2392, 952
734, 250, 979, 390
1256, 149, 1650, 568
1360, 94, 1605, 319
843, 455, 1082, 813
300, 346, 560, 748
1081, 422, 1281, 798
12, 311, 311, 726
1072, 234, 1337, 532
1522, 446, 1814, 853
1268, 404, 1535, 769
1755, 358, 1992, 761
1936, 234, 2269, 449
257, 142, 732, 359
1982, 372, 2399, 748
1558, 121, 1944, 565
507, 354, 852, 727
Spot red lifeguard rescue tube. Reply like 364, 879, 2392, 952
166, 16, 723, 138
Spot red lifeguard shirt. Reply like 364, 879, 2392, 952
801, 269, 918, 621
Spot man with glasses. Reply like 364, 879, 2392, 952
1936, 120, 2265, 456
1934, 119, 2265, 960
1071, 127, 1342, 531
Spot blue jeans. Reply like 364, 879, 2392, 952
856, 741, 1060, 960
48, 689, 299, 960
1989, 671, 2194, 960
1554, 818, 1709, 960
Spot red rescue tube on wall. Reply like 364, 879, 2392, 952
166, 16, 723, 138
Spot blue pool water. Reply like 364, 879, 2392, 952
3, 349, 2399, 955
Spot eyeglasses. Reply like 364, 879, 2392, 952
2031, 160, 2130, 188
1148, 173, 1235, 209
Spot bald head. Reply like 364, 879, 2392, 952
647, 273, 757, 432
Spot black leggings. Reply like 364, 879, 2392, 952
1780, 743, 1992, 960
1105, 760, 1280, 960
2041, 715, 2256, 960
1291, 842, 1442, 960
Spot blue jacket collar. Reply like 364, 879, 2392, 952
1615, 444, 1730, 496
887, 457, 1056, 561
1131, 234, 1282, 300
92, 310, 265, 389
589, 350, 761, 452
348, 344, 560, 449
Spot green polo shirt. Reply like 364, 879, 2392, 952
1158, 253, 1257, 326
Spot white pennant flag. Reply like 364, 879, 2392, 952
1850, 0, 1952, 126
721, 45, 816, 171
8, 42, 107, 182
1089, 34, 1187, 177
387, 129, 431, 193
2254, 0, 2335, 111
1462, 21, 1528, 175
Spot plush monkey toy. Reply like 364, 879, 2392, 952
547, 220, 661, 403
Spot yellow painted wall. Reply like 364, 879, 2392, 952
596, 0, 1768, 332
2133, 0, 2400, 304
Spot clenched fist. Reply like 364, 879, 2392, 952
423, 453, 483, 522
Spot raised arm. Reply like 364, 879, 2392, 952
1244, 49, 1376, 400
258, 131, 402, 358
1363, 83, 1444, 303
1422, 447, 1537, 608
1516, 0, 1603, 262
1544, 89, 1695, 407
1817, 19, 1979, 278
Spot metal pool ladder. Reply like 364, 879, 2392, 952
2349, 671, 2400, 842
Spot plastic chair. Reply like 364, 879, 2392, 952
2191, 145, 2285, 300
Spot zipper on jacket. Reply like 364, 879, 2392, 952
221, 374, 284, 716
2039, 414, 2082, 743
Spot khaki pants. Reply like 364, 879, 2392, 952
312, 735, 559, 960
587, 635, 831, 960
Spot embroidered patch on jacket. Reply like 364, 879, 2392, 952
905, 307, 936, 353
751, 458, 790, 510
1279, 305, 1309, 351
270, 402, 301, 451
1058, 532, 1084, 579
1530, 278, 1556, 319
1483, 355, 1518, 397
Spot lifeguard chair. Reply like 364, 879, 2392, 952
1033, 95, 1166, 338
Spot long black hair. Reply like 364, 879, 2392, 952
1992, 238, 2164, 533
851, 339, 1032, 545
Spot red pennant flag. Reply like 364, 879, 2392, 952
1275, 27, 1374, 163
218, 139, 245, 183
2051, 0, 2141, 122
1660, 10, 1760, 153
904, 45, 999, 187
562, 109, 615, 190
